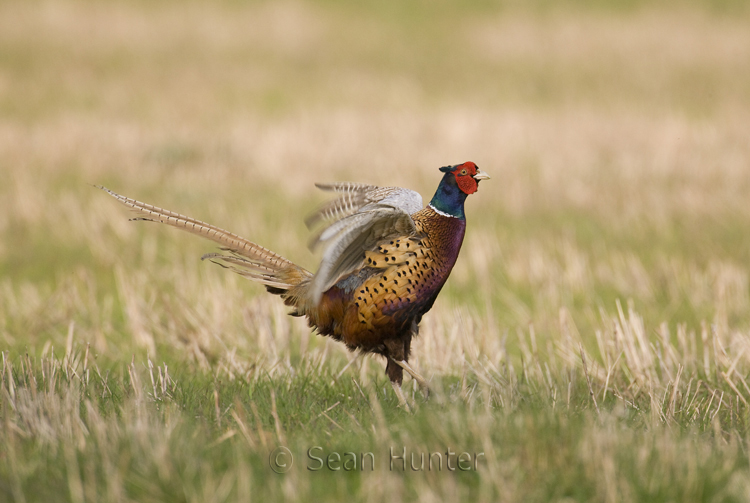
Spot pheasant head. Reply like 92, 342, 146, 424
429, 161, 490, 219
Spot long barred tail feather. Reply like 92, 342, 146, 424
201, 248, 312, 294
97, 185, 312, 292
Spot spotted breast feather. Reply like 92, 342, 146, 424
342, 207, 466, 346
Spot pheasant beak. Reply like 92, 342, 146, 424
472, 169, 490, 181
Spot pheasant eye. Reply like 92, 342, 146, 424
460, 169, 467, 175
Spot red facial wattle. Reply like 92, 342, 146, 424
454, 162, 479, 195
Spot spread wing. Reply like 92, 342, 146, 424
306, 183, 423, 305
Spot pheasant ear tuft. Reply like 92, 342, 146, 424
439, 165, 454, 173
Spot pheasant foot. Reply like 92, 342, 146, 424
390, 381, 412, 413
391, 358, 430, 399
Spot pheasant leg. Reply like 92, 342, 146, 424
384, 340, 414, 411
391, 358, 430, 398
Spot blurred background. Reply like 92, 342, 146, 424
1, 0, 750, 360
4, 2, 750, 501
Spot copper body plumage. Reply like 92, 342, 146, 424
100, 162, 489, 409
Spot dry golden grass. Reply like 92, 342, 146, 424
2, 0, 750, 501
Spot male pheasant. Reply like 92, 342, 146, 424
99, 162, 489, 408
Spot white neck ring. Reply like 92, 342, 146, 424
429, 203, 458, 218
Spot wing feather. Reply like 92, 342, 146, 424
305, 183, 421, 229
307, 184, 424, 304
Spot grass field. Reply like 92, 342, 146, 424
3, 0, 750, 501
